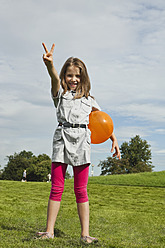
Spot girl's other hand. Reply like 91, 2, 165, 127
42, 43, 55, 67
111, 137, 121, 159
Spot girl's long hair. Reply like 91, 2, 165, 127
60, 57, 91, 99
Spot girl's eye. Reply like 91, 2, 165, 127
76, 75, 80, 78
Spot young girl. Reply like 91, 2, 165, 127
36, 43, 121, 244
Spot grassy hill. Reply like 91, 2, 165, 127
89, 170, 165, 187
0, 171, 165, 247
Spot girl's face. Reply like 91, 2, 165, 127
65, 65, 81, 91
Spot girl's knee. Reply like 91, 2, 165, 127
74, 186, 88, 203
49, 185, 64, 201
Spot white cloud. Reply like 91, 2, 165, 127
115, 103, 165, 123
116, 125, 151, 141
155, 129, 165, 134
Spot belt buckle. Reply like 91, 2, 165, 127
73, 123, 75, 128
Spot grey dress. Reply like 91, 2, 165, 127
51, 87, 101, 166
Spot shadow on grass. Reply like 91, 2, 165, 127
1, 223, 24, 231
54, 228, 66, 237
1, 223, 111, 247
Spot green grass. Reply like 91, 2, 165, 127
0, 171, 165, 247
89, 171, 165, 187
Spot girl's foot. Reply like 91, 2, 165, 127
80, 235, 98, 244
35, 231, 54, 239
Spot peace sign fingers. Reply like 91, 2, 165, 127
42, 43, 55, 55
42, 42, 49, 53
42, 43, 55, 66
50, 43, 55, 54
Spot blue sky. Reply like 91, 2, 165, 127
0, 0, 165, 176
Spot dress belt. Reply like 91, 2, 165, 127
58, 122, 87, 128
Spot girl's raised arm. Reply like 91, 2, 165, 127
42, 43, 60, 97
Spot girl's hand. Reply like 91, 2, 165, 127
42, 43, 55, 67
110, 133, 121, 159
42, 42, 60, 96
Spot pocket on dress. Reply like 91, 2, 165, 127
53, 129, 62, 141
62, 96, 73, 108
81, 99, 91, 113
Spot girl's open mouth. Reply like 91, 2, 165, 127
69, 82, 78, 88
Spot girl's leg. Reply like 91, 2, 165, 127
77, 202, 90, 237
73, 164, 90, 237
46, 162, 67, 236
46, 200, 60, 236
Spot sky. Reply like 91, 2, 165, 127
0, 0, 165, 176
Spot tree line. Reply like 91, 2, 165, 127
0, 150, 71, 182
0, 151, 51, 182
0, 135, 153, 181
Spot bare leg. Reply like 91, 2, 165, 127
77, 201, 97, 243
77, 201, 89, 237
36, 163, 67, 239
74, 165, 97, 243
46, 199, 61, 236
45, 162, 67, 235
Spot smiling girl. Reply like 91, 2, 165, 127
36, 43, 120, 244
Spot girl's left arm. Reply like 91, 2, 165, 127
110, 133, 121, 159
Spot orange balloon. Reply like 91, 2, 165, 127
88, 111, 114, 144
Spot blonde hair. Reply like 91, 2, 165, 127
60, 57, 91, 99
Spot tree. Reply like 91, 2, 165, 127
1, 151, 34, 181
27, 159, 51, 182
99, 157, 130, 175
99, 135, 154, 175
120, 135, 153, 173
1, 150, 51, 182
27, 153, 51, 181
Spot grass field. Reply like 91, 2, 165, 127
0, 171, 165, 247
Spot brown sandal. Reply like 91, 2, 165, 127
80, 235, 98, 244
35, 231, 54, 239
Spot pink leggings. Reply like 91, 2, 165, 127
49, 162, 89, 203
